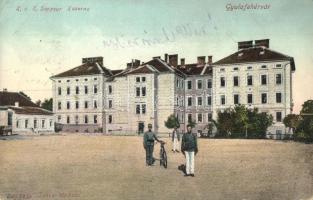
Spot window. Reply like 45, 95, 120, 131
108, 85, 112, 94
76, 79, 79, 82
94, 115, 97, 124
16, 120, 19, 128
58, 80, 61, 83
208, 113, 212, 121
276, 74, 282, 85
67, 101, 70, 109
142, 104, 146, 114
142, 77, 146, 82
66, 80, 70, 82
136, 105, 140, 114
84, 101, 88, 109
207, 79, 212, 89
58, 102, 61, 110
57, 116, 61, 122
220, 77, 225, 87
197, 97, 202, 106
261, 65, 267, 69
247, 75, 253, 86
94, 100, 97, 108
108, 100, 112, 108
261, 75, 267, 85
276, 93, 282, 103
67, 116, 70, 124
76, 86, 79, 94
58, 87, 61, 95
197, 80, 202, 89
247, 66, 252, 70
261, 93, 267, 104
187, 97, 192, 106
84, 115, 88, 124
220, 68, 225, 72
108, 115, 112, 124
84, 78, 88, 81
233, 67, 238, 71
188, 114, 192, 123
221, 95, 226, 105
25, 119, 28, 128
276, 112, 282, 122
94, 78, 97, 81
197, 114, 203, 123
136, 77, 140, 82
247, 94, 253, 104
42, 120, 45, 128
94, 85, 98, 94
75, 115, 79, 124
234, 94, 239, 104
142, 87, 146, 96
67, 87, 70, 95
75, 101, 79, 109
207, 96, 212, 106
233, 76, 239, 86
187, 80, 192, 90
136, 87, 140, 97
84, 86, 88, 94
276, 64, 282, 68
50, 120, 53, 127
34, 119, 37, 128
176, 79, 179, 88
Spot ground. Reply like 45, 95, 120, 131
0, 135, 312, 200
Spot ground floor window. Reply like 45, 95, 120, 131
197, 114, 203, 123
34, 119, 37, 128
108, 115, 112, 124
84, 115, 88, 124
42, 120, 45, 128
187, 114, 192, 123
25, 119, 28, 128
94, 115, 97, 124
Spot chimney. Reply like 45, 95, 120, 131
164, 53, 168, 63
197, 56, 206, 65
15, 101, 19, 107
180, 58, 185, 66
255, 39, 269, 48
82, 57, 104, 65
3, 88, 7, 92
207, 56, 213, 64
238, 41, 253, 50
133, 59, 141, 67
168, 54, 178, 67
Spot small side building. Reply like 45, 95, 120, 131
0, 90, 54, 135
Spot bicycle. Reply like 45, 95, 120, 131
159, 141, 167, 168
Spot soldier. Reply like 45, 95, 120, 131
171, 127, 181, 153
181, 124, 198, 177
143, 123, 161, 166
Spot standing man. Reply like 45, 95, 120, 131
171, 127, 180, 153
181, 124, 198, 177
143, 123, 161, 166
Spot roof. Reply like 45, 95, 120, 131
176, 63, 212, 76
111, 69, 123, 75
126, 65, 156, 75
213, 47, 295, 71
142, 58, 173, 72
9, 106, 53, 115
51, 62, 113, 78
0, 92, 38, 107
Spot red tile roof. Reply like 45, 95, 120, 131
9, 106, 53, 115
51, 62, 113, 78
213, 47, 295, 71
0, 92, 38, 107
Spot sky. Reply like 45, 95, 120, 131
0, 0, 312, 113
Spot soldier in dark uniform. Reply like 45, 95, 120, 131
143, 123, 161, 166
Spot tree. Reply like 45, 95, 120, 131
41, 98, 53, 111
164, 114, 180, 129
216, 108, 234, 137
35, 100, 41, 107
283, 114, 300, 134
296, 100, 313, 142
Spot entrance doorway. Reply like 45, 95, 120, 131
138, 122, 144, 135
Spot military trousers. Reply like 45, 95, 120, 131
145, 144, 154, 165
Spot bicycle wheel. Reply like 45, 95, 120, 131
160, 149, 163, 166
162, 151, 167, 168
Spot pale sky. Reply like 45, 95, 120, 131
0, 0, 312, 113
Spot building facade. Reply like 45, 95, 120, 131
0, 90, 54, 135
51, 39, 295, 138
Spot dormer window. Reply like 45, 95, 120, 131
238, 53, 243, 57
